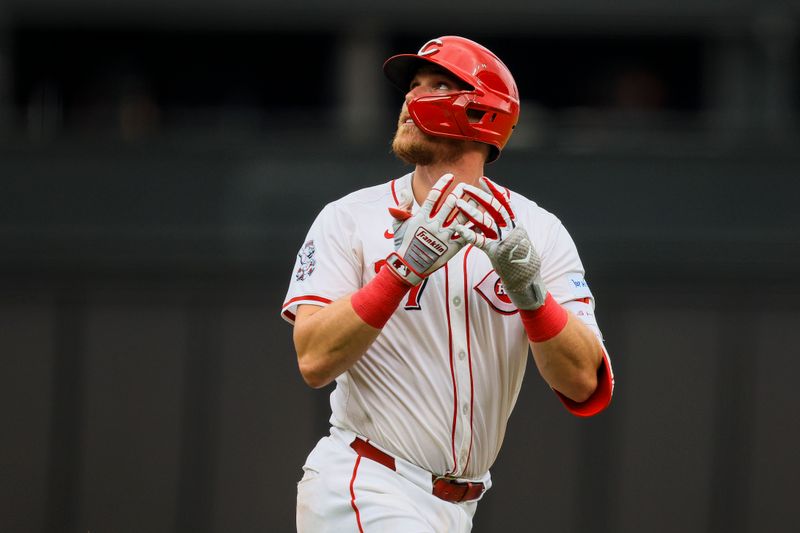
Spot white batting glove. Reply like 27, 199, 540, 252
454, 180, 548, 310
386, 173, 467, 286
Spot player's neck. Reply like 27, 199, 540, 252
411, 155, 485, 205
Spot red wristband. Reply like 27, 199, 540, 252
350, 266, 412, 329
519, 293, 569, 342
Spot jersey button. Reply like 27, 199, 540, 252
452, 296, 462, 307
458, 350, 466, 360
462, 403, 469, 415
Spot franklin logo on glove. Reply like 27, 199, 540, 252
414, 228, 447, 255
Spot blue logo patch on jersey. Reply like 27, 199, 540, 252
295, 240, 316, 281
565, 275, 593, 299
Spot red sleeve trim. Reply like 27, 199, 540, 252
282, 295, 333, 309
555, 350, 614, 417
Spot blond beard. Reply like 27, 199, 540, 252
391, 124, 466, 166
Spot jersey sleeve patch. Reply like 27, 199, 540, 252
564, 274, 593, 300
295, 239, 317, 281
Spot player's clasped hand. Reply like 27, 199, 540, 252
454, 178, 549, 310
385, 173, 468, 286
385, 173, 551, 311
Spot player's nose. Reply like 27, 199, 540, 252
405, 85, 425, 105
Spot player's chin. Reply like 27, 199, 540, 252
392, 137, 436, 166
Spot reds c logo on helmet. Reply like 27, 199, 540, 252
383, 35, 520, 163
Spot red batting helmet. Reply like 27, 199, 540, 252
383, 36, 520, 163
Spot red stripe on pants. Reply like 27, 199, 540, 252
349, 455, 365, 533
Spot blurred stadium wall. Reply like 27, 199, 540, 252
1, 1, 799, 532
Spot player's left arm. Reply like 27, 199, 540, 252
455, 179, 613, 416
525, 306, 602, 403
522, 294, 614, 417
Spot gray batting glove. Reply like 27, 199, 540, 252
386, 173, 467, 286
453, 183, 547, 310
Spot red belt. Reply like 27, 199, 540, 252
350, 437, 485, 503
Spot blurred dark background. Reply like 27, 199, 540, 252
1, 1, 799, 532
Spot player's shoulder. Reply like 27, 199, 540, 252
503, 184, 562, 228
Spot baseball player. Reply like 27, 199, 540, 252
282, 35, 614, 532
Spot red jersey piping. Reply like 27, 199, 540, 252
462, 246, 476, 473
444, 263, 459, 475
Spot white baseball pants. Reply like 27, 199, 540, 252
296, 427, 483, 533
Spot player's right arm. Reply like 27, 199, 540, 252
290, 173, 466, 389
293, 299, 383, 388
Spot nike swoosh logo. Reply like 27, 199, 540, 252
384, 230, 394, 239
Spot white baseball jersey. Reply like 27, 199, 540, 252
282, 172, 610, 480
